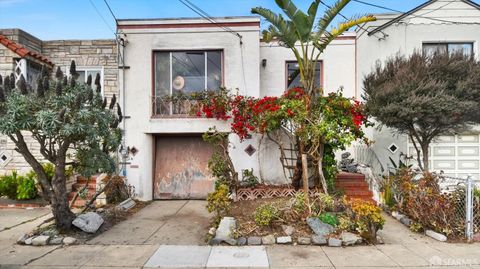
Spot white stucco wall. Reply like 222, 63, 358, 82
356, 0, 480, 172
119, 17, 261, 200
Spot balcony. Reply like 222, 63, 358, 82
152, 94, 200, 118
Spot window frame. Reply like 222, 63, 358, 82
151, 49, 225, 118
285, 60, 324, 90
422, 42, 474, 57
67, 65, 105, 96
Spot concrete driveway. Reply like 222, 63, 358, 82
88, 200, 212, 245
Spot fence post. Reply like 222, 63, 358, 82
466, 174, 474, 242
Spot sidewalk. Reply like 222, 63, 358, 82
0, 201, 479, 268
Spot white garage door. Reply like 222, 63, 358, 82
408, 133, 480, 181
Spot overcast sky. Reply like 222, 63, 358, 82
0, 0, 478, 40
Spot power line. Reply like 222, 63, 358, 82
103, 0, 118, 23
88, 0, 116, 35
353, 0, 480, 25
177, 0, 243, 40
319, 0, 387, 40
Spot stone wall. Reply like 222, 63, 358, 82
42, 39, 118, 98
0, 29, 118, 175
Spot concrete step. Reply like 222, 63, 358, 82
335, 181, 370, 188
72, 182, 97, 191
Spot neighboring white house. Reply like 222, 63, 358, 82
118, 0, 480, 201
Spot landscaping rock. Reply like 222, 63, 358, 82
328, 237, 342, 247
247, 236, 261, 245
17, 234, 29, 245
208, 227, 216, 236
32, 235, 50, 246
213, 217, 237, 245
312, 235, 327, 245
72, 212, 104, 233
63, 237, 77, 245
24, 237, 34, 245
391, 211, 399, 218
281, 225, 294, 236
426, 230, 447, 242
341, 231, 362, 246
376, 235, 385, 244
307, 217, 334, 236
116, 198, 136, 211
41, 228, 58, 237
208, 238, 222, 245
394, 213, 405, 221
297, 237, 311, 245
276, 236, 292, 244
96, 208, 105, 214
49, 236, 63, 245
237, 237, 247, 246
261, 235, 275, 245
400, 216, 412, 226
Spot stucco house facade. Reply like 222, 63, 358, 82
0, 0, 479, 201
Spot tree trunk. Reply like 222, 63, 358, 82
317, 143, 329, 195
421, 143, 430, 172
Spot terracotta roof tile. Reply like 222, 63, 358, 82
0, 34, 53, 66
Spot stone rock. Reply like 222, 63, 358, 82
281, 225, 294, 236
307, 217, 334, 236
394, 213, 405, 221
208, 227, 217, 236
213, 217, 237, 245
391, 211, 399, 218
41, 228, 58, 237
49, 236, 64, 245
341, 231, 362, 246
63, 237, 77, 245
24, 237, 34, 245
425, 230, 447, 242
237, 237, 247, 246
96, 208, 105, 214
72, 212, 104, 233
116, 198, 136, 211
17, 234, 29, 245
32, 235, 50, 246
297, 237, 311, 245
311, 235, 327, 245
276, 236, 292, 244
328, 237, 342, 247
247, 236, 261, 245
400, 216, 412, 226
208, 238, 222, 245
261, 235, 275, 245
376, 235, 385, 244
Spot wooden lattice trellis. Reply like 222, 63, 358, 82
235, 187, 320, 201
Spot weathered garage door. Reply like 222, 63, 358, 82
408, 133, 480, 181
154, 136, 215, 199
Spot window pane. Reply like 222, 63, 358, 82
448, 43, 473, 56
86, 70, 100, 86
286, 62, 321, 89
172, 51, 205, 94
77, 71, 86, 84
155, 52, 170, 97
207, 51, 222, 90
423, 44, 447, 56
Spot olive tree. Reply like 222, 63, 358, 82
363, 51, 480, 171
0, 61, 122, 230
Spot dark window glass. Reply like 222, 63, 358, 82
286, 61, 322, 89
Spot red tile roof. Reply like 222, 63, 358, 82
0, 34, 53, 66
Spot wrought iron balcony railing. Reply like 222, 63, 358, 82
152, 95, 200, 117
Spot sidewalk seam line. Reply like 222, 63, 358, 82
142, 200, 188, 244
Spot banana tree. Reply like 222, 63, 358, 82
252, 0, 375, 194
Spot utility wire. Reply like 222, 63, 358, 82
353, 0, 480, 25
319, 0, 387, 40
177, 0, 243, 40
103, 0, 118, 23
88, 0, 116, 35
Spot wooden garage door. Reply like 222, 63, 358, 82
154, 136, 215, 199
408, 133, 480, 181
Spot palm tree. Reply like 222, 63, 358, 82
252, 0, 375, 194
252, 0, 375, 96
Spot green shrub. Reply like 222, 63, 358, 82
241, 169, 259, 188
254, 203, 280, 226
0, 172, 19, 199
318, 212, 338, 226
292, 191, 308, 215
16, 174, 37, 200
27, 163, 73, 182
206, 184, 231, 223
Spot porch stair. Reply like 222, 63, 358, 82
335, 172, 375, 204
68, 175, 97, 208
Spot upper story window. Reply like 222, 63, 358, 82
423, 42, 474, 57
153, 50, 223, 116
286, 61, 322, 89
